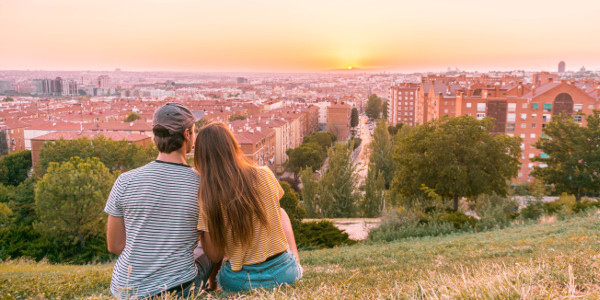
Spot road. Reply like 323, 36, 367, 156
354, 115, 372, 187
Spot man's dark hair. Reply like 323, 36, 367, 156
153, 125, 189, 153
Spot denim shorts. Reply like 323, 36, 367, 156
217, 250, 302, 292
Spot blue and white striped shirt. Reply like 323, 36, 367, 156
104, 160, 200, 299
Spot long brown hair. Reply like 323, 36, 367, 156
194, 122, 267, 251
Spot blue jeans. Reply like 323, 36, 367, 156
217, 250, 302, 292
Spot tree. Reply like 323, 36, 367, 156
392, 116, 522, 210
382, 100, 388, 120
388, 123, 404, 136
36, 136, 158, 176
124, 112, 141, 122
299, 167, 318, 218
34, 157, 117, 250
369, 120, 395, 188
285, 143, 324, 178
0, 130, 7, 156
279, 181, 306, 232
0, 150, 32, 186
2, 97, 14, 102
351, 107, 359, 128
229, 114, 246, 122
532, 111, 600, 202
318, 141, 360, 217
302, 132, 337, 155
194, 118, 210, 133
365, 94, 382, 120
362, 163, 386, 217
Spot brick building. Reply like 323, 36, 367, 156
326, 103, 352, 141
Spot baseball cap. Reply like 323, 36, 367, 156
152, 103, 204, 136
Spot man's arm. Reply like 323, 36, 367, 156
107, 215, 126, 255
280, 208, 300, 264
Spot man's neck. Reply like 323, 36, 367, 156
156, 150, 188, 165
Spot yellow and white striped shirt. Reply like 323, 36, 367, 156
197, 166, 289, 271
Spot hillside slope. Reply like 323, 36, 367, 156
2, 215, 600, 299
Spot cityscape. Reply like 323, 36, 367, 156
1, 62, 598, 184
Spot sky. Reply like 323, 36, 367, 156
1, 0, 600, 72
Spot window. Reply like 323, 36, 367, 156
507, 113, 516, 122
542, 114, 551, 122
410, 92, 414, 95
530, 133, 536, 139
477, 103, 486, 111
574, 115, 582, 123
528, 163, 533, 169
521, 123, 527, 128
520, 143, 525, 150
521, 113, 527, 120
532, 113, 537, 119
444, 109, 448, 113
574, 104, 583, 112
444, 101, 448, 106
529, 153, 534, 158
543, 103, 552, 112
518, 172, 522, 177
520, 133, 525, 138
476, 113, 485, 120
507, 123, 515, 132
466, 102, 472, 108
540, 153, 549, 159
532, 103, 539, 110
508, 103, 516, 112
522, 103, 528, 109
589, 104, 595, 109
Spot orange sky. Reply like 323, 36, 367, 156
1, 0, 599, 72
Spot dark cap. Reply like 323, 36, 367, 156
152, 103, 204, 136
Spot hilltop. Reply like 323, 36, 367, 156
2, 214, 600, 299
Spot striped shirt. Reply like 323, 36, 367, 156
197, 166, 289, 272
104, 160, 200, 299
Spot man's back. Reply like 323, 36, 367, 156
105, 160, 200, 298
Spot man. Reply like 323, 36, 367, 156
105, 103, 212, 299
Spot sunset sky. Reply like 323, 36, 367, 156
1, 0, 599, 72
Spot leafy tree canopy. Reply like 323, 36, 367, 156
351, 107, 359, 128
229, 114, 247, 122
392, 115, 522, 210
0, 150, 31, 186
36, 136, 157, 176
302, 132, 336, 154
532, 111, 600, 201
124, 112, 141, 122
285, 142, 325, 175
34, 157, 117, 250
365, 94, 382, 120
369, 120, 395, 188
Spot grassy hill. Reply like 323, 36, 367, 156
2, 214, 600, 299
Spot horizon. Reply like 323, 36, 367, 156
1, 0, 600, 72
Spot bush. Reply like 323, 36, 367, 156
473, 194, 519, 231
542, 194, 576, 215
520, 199, 544, 221
295, 221, 356, 249
573, 198, 600, 213
367, 207, 463, 242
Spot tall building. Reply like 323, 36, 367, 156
326, 102, 352, 141
97, 75, 110, 88
558, 61, 566, 73
388, 83, 419, 126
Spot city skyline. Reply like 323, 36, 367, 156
1, 0, 600, 72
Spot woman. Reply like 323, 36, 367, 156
193, 122, 302, 292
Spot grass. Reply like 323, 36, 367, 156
2, 214, 600, 299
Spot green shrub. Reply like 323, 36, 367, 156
474, 194, 519, 231
296, 221, 356, 249
438, 211, 477, 229
572, 198, 600, 213
367, 207, 463, 242
520, 199, 544, 221
543, 194, 576, 215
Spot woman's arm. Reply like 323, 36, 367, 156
280, 208, 300, 264
199, 231, 224, 263
107, 215, 126, 255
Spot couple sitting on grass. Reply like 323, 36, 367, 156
104, 103, 302, 299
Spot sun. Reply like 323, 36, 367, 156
347, 65, 353, 70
